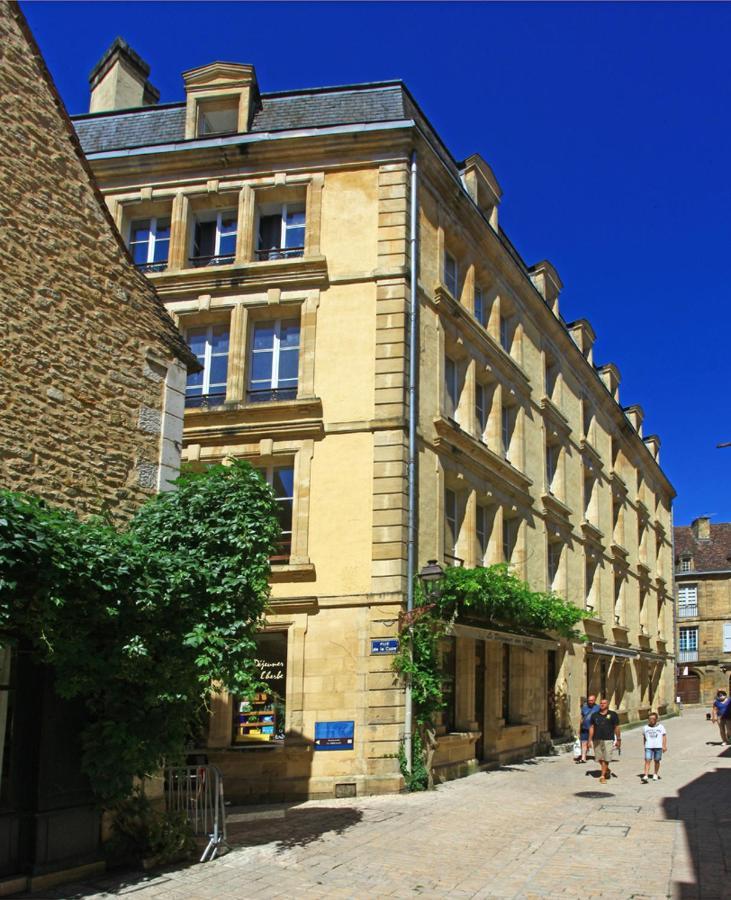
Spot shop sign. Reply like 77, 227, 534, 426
314, 720, 354, 751
370, 638, 399, 655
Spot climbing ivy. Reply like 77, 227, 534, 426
393, 563, 587, 788
0, 460, 279, 802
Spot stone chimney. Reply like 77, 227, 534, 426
691, 516, 711, 541
89, 38, 159, 113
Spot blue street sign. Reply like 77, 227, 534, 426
370, 638, 400, 655
314, 720, 354, 751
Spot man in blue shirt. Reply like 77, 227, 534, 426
577, 694, 600, 763
711, 689, 731, 745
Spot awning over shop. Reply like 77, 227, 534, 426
453, 621, 559, 650
588, 642, 639, 659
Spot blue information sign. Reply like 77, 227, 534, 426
314, 721, 354, 751
370, 638, 400, 655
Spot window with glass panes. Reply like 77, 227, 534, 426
190, 208, 237, 266
445, 356, 459, 419
263, 465, 294, 560
677, 584, 698, 617
547, 541, 562, 588
678, 626, 698, 656
501, 404, 515, 458
444, 251, 458, 297
474, 285, 487, 326
475, 382, 488, 438
445, 488, 458, 559
476, 505, 489, 562
503, 516, 518, 563
499, 315, 510, 352
129, 217, 170, 272
256, 202, 305, 260
546, 442, 559, 493
248, 319, 300, 402
185, 324, 229, 408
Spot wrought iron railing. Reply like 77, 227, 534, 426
678, 649, 698, 662
135, 261, 168, 273
185, 392, 227, 409
189, 254, 235, 268
678, 605, 698, 618
255, 246, 304, 261
247, 387, 298, 403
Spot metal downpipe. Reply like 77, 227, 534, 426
404, 149, 418, 775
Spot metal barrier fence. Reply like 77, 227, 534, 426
165, 764, 230, 862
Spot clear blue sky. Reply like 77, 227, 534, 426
21, 1, 731, 528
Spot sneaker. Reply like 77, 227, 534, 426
641, 775, 648, 784
652, 774, 660, 781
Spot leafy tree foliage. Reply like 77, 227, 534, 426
394, 563, 587, 789
0, 460, 279, 802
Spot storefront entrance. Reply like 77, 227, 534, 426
677, 670, 700, 704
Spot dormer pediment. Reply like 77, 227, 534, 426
182, 61, 259, 138
460, 153, 502, 229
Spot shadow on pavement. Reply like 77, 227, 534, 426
226, 804, 363, 851
662, 761, 731, 898
574, 790, 616, 799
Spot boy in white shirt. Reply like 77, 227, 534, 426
641, 711, 667, 783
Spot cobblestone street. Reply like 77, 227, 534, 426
44, 709, 730, 899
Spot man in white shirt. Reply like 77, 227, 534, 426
641, 711, 667, 784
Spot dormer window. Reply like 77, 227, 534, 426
256, 202, 305, 261
197, 97, 239, 136
190, 208, 237, 267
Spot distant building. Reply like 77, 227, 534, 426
73, 38, 676, 802
0, 4, 192, 891
675, 517, 731, 704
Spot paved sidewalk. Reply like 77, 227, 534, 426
40, 708, 730, 899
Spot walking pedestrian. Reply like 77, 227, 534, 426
711, 689, 731, 745
588, 697, 621, 784
577, 694, 600, 763
641, 711, 667, 783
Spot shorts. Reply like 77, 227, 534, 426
580, 729, 590, 742
644, 748, 663, 762
593, 740, 613, 762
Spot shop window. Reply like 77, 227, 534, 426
233, 631, 287, 745
439, 636, 456, 733
256, 202, 305, 261
190, 208, 238, 267
129, 216, 170, 272
248, 319, 300, 403
185, 323, 229, 408
197, 97, 239, 136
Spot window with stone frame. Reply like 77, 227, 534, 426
197, 97, 239, 136
444, 354, 463, 422
438, 636, 457, 733
547, 540, 562, 592
128, 215, 171, 273
545, 439, 560, 496
185, 321, 230, 408
501, 402, 517, 461
257, 464, 295, 562
677, 583, 698, 618
444, 249, 458, 298
255, 201, 306, 261
474, 283, 487, 327
502, 515, 519, 566
247, 318, 301, 403
189, 206, 238, 267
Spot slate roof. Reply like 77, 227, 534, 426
73, 83, 410, 155
675, 522, 731, 572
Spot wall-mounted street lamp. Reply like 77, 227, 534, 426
419, 559, 445, 591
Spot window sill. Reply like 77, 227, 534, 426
270, 562, 316, 583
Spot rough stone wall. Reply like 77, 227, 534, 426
0, 4, 191, 521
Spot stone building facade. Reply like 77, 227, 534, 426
0, 4, 192, 891
675, 517, 731, 705
73, 42, 676, 801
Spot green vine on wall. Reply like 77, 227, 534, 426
393, 564, 588, 790
0, 460, 279, 803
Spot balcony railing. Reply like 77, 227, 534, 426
135, 261, 168, 273
185, 392, 227, 410
678, 649, 698, 663
255, 246, 304, 262
247, 388, 298, 404
189, 254, 235, 268
678, 605, 698, 618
